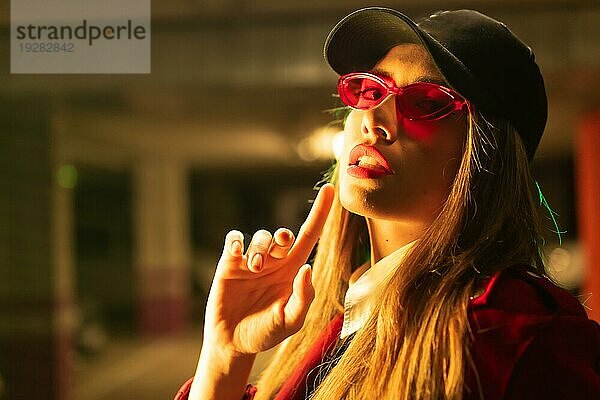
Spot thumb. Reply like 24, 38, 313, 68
283, 264, 315, 334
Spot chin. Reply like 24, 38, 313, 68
340, 184, 439, 224
340, 187, 393, 219
339, 175, 388, 215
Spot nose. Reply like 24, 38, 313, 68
360, 98, 397, 145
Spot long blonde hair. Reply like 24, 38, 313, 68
256, 109, 545, 399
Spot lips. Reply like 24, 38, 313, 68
347, 144, 394, 179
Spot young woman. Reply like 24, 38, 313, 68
175, 7, 600, 400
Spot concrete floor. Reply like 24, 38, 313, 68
72, 326, 276, 400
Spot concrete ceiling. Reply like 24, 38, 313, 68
1, 1, 599, 167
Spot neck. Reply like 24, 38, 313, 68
366, 218, 425, 265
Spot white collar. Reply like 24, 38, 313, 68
340, 240, 416, 339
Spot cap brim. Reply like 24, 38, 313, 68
324, 7, 424, 75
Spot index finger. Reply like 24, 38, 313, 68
288, 183, 335, 263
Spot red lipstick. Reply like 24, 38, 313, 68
347, 144, 394, 179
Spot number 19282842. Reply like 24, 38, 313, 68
19, 42, 74, 52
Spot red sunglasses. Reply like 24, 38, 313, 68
338, 72, 468, 121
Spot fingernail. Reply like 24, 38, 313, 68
250, 253, 263, 271
276, 229, 291, 245
230, 240, 242, 255
305, 267, 312, 285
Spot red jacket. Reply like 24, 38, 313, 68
175, 267, 600, 399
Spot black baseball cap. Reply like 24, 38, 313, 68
324, 7, 547, 161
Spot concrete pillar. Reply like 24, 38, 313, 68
575, 110, 600, 322
52, 106, 76, 400
0, 96, 73, 400
133, 159, 190, 335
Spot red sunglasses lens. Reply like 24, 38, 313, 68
398, 84, 457, 120
339, 76, 388, 110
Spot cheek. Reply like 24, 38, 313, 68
401, 114, 467, 154
343, 111, 361, 134
401, 119, 437, 142
340, 116, 361, 158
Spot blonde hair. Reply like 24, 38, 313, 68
255, 109, 545, 399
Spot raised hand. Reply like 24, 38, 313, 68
202, 183, 335, 356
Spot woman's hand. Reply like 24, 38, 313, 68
202, 183, 335, 356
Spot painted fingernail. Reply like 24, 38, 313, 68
230, 240, 242, 255
250, 253, 263, 271
305, 267, 312, 285
275, 229, 291, 245
280, 229, 291, 240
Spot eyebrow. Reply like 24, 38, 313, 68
414, 75, 447, 86
370, 68, 447, 87
370, 68, 393, 79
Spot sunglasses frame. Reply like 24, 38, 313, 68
338, 72, 468, 121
